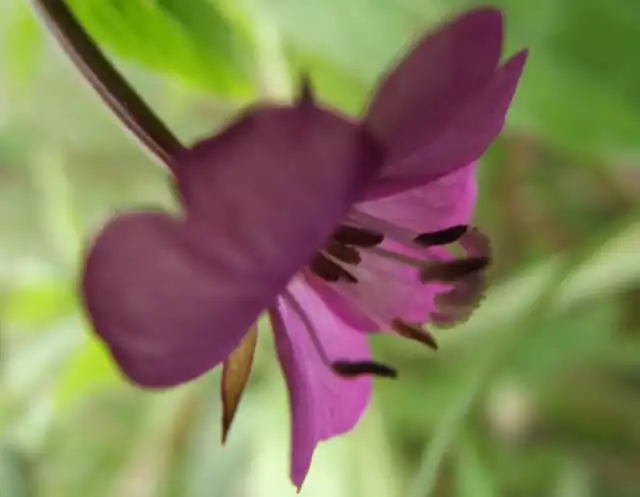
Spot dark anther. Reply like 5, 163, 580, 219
310, 254, 358, 283
332, 360, 398, 379
391, 319, 439, 350
310, 254, 339, 282
414, 225, 468, 247
435, 273, 485, 311
333, 225, 384, 248
326, 241, 361, 265
430, 310, 472, 329
421, 256, 490, 283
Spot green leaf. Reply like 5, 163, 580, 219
510, 57, 640, 158
240, 0, 445, 88
550, 0, 640, 111
507, 304, 618, 384
2, 3, 44, 99
408, 216, 639, 496
408, 361, 488, 497
0, 327, 81, 427
441, 214, 640, 348
0, 445, 34, 497
2, 279, 77, 329
54, 337, 120, 408
553, 460, 591, 497
165, 378, 251, 497
288, 51, 369, 115
455, 436, 496, 497
65, 0, 255, 99
459, 0, 640, 156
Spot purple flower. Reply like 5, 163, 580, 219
81, 7, 526, 489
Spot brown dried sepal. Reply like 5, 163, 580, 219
392, 319, 439, 350
221, 324, 258, 443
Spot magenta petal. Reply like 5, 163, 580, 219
365, 8, 503, 167
329, 242, 448, 328
304, 273, 378, 331
82, 211, 260, 388
373, 51, 527, 190
357, 162, 478, 233
271, 279, 372, 489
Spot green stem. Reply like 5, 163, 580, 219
29, 0, 184, 170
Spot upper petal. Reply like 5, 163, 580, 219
82, 211, 264, 388
357, 162, 478, 233
365, 8, 503, 166
271, 279, 372, 489
371, 51, 527, 190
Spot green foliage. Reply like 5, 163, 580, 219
65, 0, 255, 99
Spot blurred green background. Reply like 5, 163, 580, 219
0, 0, 639, 496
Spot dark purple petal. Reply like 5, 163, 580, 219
365, 8, 503, 168
176, 104, 382, 279
167, 105, 382, 338
82, 211, 265, 388
271, 279, 372, 489
81, 101, 385, 389
370, 51, 527, 189
357, 162, 477, 232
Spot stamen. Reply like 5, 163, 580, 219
319, 252, 358, 283
318, 276, 396, 332
391, 319, 439, 350
333, 225, 384, 248
420, 256, 490, 283
349, 209, 419, 249
280, 290, 395, 379
459, 228, 491, 256
326, 241, 361, 265
332, 360, 397, 378
428, 228, 491, 327
431, 273, 486, 329
430, 311, 471, 329
364, 247, 488, 288
310, 254, 357, 283
434, 274, 485, 311
414, 225, 468, 247
365, 246, 425, 268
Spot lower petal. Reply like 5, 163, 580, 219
270, 279, 372, 489
81, 211, 261, 388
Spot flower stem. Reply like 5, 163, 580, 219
28, 0, 184, 170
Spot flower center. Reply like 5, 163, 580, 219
301, 214, 492, 379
